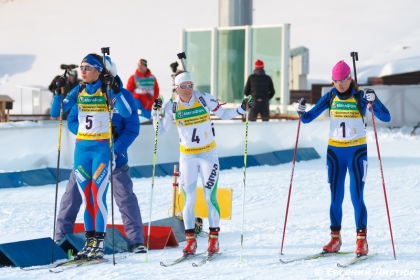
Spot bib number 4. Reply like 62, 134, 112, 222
191, 128, 200, 143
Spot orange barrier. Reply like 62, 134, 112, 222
74, 223, 178, 250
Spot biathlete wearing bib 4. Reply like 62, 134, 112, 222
300, 87, 390, 230
51, 78, 132, 233
153, 90, 245, 230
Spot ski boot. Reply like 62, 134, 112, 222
74, 231, 95, 260
355, 229, 368, 256
207, 227, 220, 255
182, 231, 197, 256
87, 232, 106, 260
322, 230, 341, 253
128, 243, 147, 253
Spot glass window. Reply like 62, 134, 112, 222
217, 29, 245, 103
251, 27, 282, 103
185, 31, 212, 93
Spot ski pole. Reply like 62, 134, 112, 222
146, 94, 164, 262
239, 98, 250, 261
351, 52, 396, 260
366, 97, 397, 260
280, 97, 305, 255
51, 69, 67, 264
350, 52, 358, 85
101, 47, 116, 266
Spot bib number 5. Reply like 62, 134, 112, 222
86, 115, 93, 130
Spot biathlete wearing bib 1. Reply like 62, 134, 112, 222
51, 76, 132, 235
153, 90, 245, 231
301, 87, 390, 230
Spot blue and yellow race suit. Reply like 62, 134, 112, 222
51, 78, 131, 233
301, 87, 390, 231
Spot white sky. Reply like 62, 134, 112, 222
2, 1, 420, 95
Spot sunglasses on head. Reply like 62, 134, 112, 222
332, 73, 351, 84
178, 83, 194, 90
80, 65, 94, 71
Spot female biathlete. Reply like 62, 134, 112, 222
51, 53, 131, 259
152, 71, 253, 256
297, 60, 391, 256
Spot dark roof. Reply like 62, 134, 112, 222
0, 95, 15, 102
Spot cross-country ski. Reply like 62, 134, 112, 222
337, 253, 378, 268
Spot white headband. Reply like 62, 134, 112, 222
174, 72, 194, 86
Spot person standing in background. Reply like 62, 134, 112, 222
244, 59, 275, 121
126, 58, 160, 119
49, 69, 81, 96
48, 68, 81, 120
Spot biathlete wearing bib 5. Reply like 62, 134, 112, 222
51, 78, 132, 233
300, 87, 390, 230
153, 90, 245, 230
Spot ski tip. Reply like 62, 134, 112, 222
192, 263, 198, 267
159, 262, 167, 267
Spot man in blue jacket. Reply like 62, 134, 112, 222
54, 57, 146, 253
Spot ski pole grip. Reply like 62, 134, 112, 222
350, 51, 358, 85
299, 97, 306, 106
177, 52, 187, 71
101, 47, 110, 56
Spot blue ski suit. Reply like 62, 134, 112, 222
54, 79, 145, 246
51, 78, 131, 233
301, 87, 390, 231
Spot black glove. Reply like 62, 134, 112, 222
153, 97, 163, 110
54, 75, 67, 94
104, 74, 121, 94
112, 125, 119, 139
241, 96, 254, 110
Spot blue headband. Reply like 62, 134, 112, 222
81, 54, 104, 73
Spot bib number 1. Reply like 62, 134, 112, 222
340, 122, 346, 138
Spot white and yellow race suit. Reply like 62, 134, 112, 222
152, 90, 245, 230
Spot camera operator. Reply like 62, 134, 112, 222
48, 65, 81, 120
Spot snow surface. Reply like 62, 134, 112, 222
0, 124, 419, 279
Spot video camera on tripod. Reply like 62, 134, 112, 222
170, 62, 179, 74
60, 64, 78, 70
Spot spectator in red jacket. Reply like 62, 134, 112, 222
126, 58, 160, 119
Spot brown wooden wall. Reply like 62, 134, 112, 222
369, 71, 420, 85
